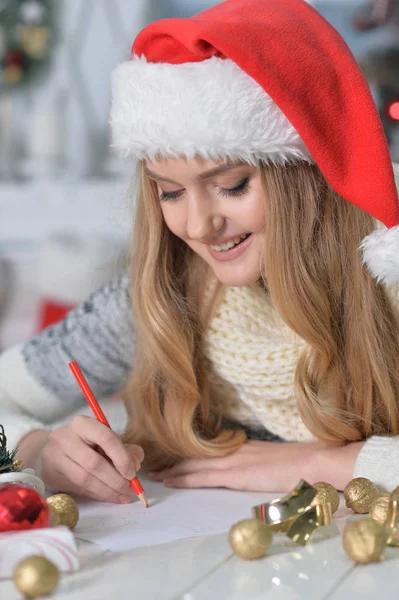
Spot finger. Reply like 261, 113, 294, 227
163, 469, 238, 489
124, 444, 145, 472
49, 454, 132, 504
64, 436, 133, 496
71, 417, 136, 480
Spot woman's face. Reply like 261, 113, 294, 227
144, 156, 266, 286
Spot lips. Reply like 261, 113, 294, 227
206, 233, 253, 262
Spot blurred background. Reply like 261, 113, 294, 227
0, 0, 399, 351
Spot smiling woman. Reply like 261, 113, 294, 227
1, 0, 399, 503
143, 158, 265, 286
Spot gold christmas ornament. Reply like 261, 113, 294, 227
47, 504, 61, 527
311, 482, 340, 515
13, 555, 59, 598
287, 502, 333, 546
343, 477, 379, 513
46, 494, 79, 530
268, 518, 295, 533
369, 493, 391, 527
229, 519, 272, 560
385, 489, 399, 547
20, 26, 50, 59
342, 518, 387, 564
4, 65, 23, 85
252, 479, 317, 526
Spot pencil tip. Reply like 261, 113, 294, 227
138, 493, 149, 508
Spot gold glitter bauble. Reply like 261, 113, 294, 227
46, 494, 79, 530
20, 26, 50, 59
13, 556, 59, 599
229, 519, 272, 560
369, 493, 391, 527
342, 518, 387, 564
4, 65, 22, 85
343, 477, 379, 514
311, 482, 340, 514
47, 504, 61, 527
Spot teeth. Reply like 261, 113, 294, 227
211, 234, 248, 252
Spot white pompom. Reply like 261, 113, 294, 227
360, 224, 399, 287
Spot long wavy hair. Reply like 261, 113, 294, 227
121, 161, 399, 470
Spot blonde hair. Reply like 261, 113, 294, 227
121, 161, 399, 469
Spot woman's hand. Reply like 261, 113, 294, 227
149, 439, 364, 492
24, 417, 144, 503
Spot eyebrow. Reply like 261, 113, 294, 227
143, 163, 244, 184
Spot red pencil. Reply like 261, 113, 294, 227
68, 361, 148, 508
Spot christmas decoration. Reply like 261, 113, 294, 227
46, 494, 79, 530
253, 479, 317, 527
228, 519, 272, 560
287, 502, 332, 546
369, 493, 391, 527
20, 24, 50, 59
233, 476, 399, 567
0, 484, 50, 532
253, 479, 334, 546
47, 504, 61, 527
385, 487, 399, 546
311, 482, 340, 515
13, 555, 59, 599
0, 424, 45, 495
268, 518, 294, 533
0, 424, 19, 473
342, 518, 387, 564
343, 477, 380, 513
0, 0, 55, 93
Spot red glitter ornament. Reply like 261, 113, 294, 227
0, 484, 50, 532
5, 50, 24, 67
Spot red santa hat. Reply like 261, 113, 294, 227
110, 0, 399, 287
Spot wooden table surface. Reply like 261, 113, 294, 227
1, 496, 397, 600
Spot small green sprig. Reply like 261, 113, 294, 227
0, 424, 20, 473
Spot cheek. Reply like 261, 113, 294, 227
160, 204, 186, 238
244, 191, 266, 232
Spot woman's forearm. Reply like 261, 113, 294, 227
315, 441, 365, 491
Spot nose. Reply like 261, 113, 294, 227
186, 196, 224, 241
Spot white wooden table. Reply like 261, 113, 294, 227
1, 497, 398, 600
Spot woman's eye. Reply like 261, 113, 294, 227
159, 189, 184, 201
218, 177, 250, 198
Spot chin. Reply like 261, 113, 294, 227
212, 266, 261, 287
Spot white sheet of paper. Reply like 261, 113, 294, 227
74, 478, 277, 552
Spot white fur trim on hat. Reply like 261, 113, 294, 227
360, 163, 399, 287
110, 55, 313, 165
361, 224, 399, 287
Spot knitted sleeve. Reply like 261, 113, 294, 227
0, 273, 135, 450
353, 437, 399, 491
